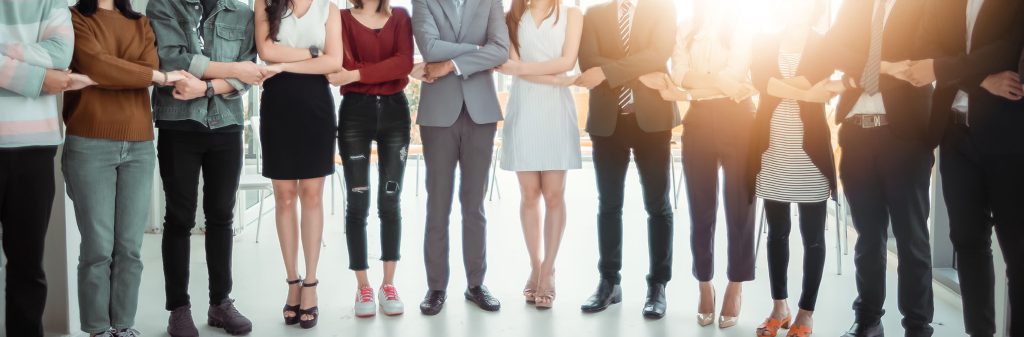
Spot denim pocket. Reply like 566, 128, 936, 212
213, 24, 247, 61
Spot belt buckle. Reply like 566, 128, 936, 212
860, 115, 881, 128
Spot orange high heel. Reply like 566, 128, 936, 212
786, 324, 812, 337
756, 315, 792, 337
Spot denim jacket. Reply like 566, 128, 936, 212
147, 0, 256, 129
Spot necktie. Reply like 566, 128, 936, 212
454, 0, 464, 21
617, 0, 634, 110
861, 0, 885, 95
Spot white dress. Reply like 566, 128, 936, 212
500, 6, 582, 172
755, 52, 830, 203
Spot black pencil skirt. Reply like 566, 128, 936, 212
259, 72, 336, 180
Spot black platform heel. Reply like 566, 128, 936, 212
283, 278, 302, 325
299, 280, 320, 329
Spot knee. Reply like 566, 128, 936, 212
541, 191, 565, 209
298, 186, 324, 207
520, 187, 542, 206
274, 187, 299, 208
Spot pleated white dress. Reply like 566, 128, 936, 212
500, 6, 582, 172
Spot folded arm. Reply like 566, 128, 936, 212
71, 15, 159, 90
933, 4, 1024, 85
450, 0, 510, 78
515, 7, 583, 76
412, 0, 480, 62
355, 18, 415, 83
601, 1, 676, 88
0, 5, 74, 97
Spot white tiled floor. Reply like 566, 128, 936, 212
119, 163, 965, 336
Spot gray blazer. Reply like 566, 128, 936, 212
412, 0, 510, 127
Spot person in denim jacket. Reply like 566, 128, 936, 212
146, 0, 267, 335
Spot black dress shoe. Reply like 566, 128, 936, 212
580, 279, 622, 313
464, 285, 501, 312
642, 283, 667, 319
841, 322, 884, 337
419, 290, 447, 316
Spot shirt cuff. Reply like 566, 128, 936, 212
222, 78, 248, 99
451, 60, 462, 76
187, 54, 211, 79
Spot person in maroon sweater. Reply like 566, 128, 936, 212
326, 0, 414, 318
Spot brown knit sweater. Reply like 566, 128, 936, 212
64, 7, 158, 141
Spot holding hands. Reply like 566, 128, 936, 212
327, 68, 360, 87
42, 69, 97, 94
172, 72, 207, 101
409, 61, 455, 83
574, 67, 606, 90
887, 59, 936, 87
980, 71, 1023, 100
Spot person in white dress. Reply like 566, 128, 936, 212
495, 0, 582, 309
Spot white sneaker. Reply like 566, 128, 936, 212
378, 284, 405, 316
354, 286, 377, 318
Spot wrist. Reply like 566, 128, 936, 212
351, 69, 361, 82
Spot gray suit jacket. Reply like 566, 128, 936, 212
412, 0, 510, 127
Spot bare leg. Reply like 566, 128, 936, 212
355, 270, 371, 289
297, 177, 326, 320
536, 171, 567, 307
793, 309, 813, 328
722, 281, 743, 317
273, 179, 301, 318
516, 172, 543, 299
699, 281, 715, 314
770, 299, 790, 319
382, 261, 397, 286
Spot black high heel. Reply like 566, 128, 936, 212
283, 278, 302, 325
299, 280, 320, 329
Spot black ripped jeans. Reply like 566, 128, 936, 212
338, 92, 411, 271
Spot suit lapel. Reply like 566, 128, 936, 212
458, 0, 480, 40
438, 0, 460, 35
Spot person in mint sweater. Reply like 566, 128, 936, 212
0, 0, 74, 336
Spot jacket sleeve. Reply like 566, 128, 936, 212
70, 13, 156, 90
601, 0, 677, 88
450, 0, 510, 78
934, 3, 1024, 85
412, 0, 480, 62
146, 0, 210, 77
223, 13, 258, 99
578, 6, 615, 72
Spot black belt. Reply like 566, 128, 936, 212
849, 114, 889, 128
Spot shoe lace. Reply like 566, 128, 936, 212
115, 328, 141, 337
382, 284, 400, 301
359, 287, 374, 303
220, 299, 244, 318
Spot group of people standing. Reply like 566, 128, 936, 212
0, 1, 1021, 337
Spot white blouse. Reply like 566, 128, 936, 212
273, 0, 333, 50
670, 18, 754, 89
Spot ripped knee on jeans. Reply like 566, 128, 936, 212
351, 186, 369, 193
384, 181, 400, 194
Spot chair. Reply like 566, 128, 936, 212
238, 117, 275, 243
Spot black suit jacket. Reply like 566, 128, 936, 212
579, 0, 678, 137
924, 0, 1024, 155
821, 0, 939, 147
749, 33, 837, 199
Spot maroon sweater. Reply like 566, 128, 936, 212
340, 7, 413, 96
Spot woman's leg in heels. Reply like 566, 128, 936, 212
794, 201, 827, 328
273, 180, 302, 320
516, 172, 543, 301
537, 171, 568, 306
297, 177, 326, 321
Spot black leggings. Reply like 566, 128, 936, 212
764, 199, 826, 311
338, 92, 411, 271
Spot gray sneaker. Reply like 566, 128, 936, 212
113, 328, 142, 337
167, 305, 198, 337
90, 329, 115, 337
208, 299, 253, 335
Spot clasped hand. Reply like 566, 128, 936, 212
410, 61, 455, 83
887, 59, 1023, 100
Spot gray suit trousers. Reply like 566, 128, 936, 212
421, 110, 497, 290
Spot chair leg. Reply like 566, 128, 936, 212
754, 200, 766, 269
842, 193, 850, 255
415, 155, 421, 196
488, 144, 500, 201
835, 197, 843, 275
330, 173, 336, 215
670, 155, 677, 210
255, 190, 264, 243
674, 156, 685, 206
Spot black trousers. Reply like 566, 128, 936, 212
592, 113, 673, 285
764, 200, 826, 311
338, 92, 411, 271
683, 99, 757, 282
839, 124, 934, 336
941, 123, 1023, 337
157, 129, 243, 310
0, 146, 56, 337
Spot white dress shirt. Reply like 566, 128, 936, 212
849, 0, 897, 117
670, 9, 754, 97
952, 0, 986, 115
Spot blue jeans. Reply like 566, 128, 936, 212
62, 135, 155, 333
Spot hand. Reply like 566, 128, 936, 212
232, 61, 265, 84
804, 80, 835, 103
903, 59, 936, 87
410, 62, 432, 83
42, 69, 71, 94
163, 70, 188, 85
258, 64, 284, 85
574, 67, 606, 90
327, 69, 360, 86
730, 84, 756, 102
424, 61, 455, 80
980, 71, 1023, 101
66, 73, 97, 91
495, 59, 523, 76
172, 72, 207, 100
881, 60, 912, 77
639, 72, 672, 91
553, 74, 580, 87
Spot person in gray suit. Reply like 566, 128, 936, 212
410, 0, 510, 315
